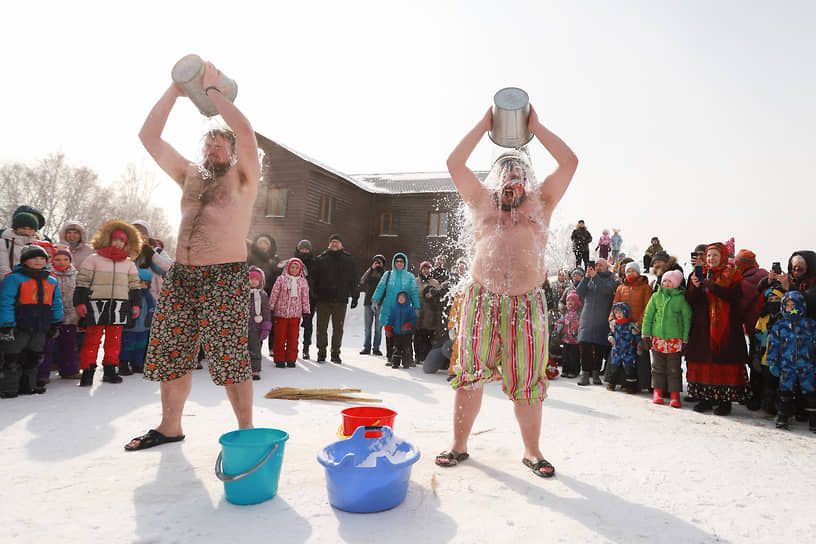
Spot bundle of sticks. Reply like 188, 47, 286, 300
264, 387, 382, 403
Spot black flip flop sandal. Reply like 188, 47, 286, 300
124, 429, 185, 451
435, 450, 469, 467
522, 457, 555, 478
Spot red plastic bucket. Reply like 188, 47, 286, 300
340, 407, 397, 438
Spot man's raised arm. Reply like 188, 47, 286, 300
139, 84, 190, 188
202, 62, 261, 185
446, 108, 492, 205
530, 105, 578, 208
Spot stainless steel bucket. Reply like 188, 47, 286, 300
489, 87, 533, 148
171, 54, 238, 117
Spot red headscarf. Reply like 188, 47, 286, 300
703, 242, 742, 351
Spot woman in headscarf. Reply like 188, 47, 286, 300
684, 242, 750, 415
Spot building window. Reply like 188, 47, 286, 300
427, 211, 449, 237
266, 187, 288, 217
379, 211, 398, 236
320, 195, 335, 224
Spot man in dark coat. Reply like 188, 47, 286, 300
295, 240, 317, 359
311, 234, 359, 364
570, 220, 592, 269
358, 254, 386, 355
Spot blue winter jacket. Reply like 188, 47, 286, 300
766, 291, 816, 393
125, 288, 156, 334
385, 291, 418, 335
608, 302, 639, 370
0, 265, 63, 332
372, 253, 420, 323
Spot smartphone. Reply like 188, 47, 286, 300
772, 262, 782, 274
694, 265, 704, 281
690, 252, 698, 261
587, 260, 596, 269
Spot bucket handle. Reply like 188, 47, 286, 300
214, 443, 279, 483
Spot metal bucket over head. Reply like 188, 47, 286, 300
171, 54, 238, 118
489, 87, 533, 149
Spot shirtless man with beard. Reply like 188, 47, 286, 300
436, 105, 577, 477
125, 62, 260, 451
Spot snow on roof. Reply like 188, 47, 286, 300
255, 132, 486, 196
350, 171, 489, 195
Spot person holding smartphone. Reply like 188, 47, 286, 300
759, 251, 816, 320
684, 243, 750, 415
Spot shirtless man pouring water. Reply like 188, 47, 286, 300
125, 62, 260, 451
436, 105, 577, 477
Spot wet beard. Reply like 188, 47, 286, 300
493, 189, 526, 211
201, 158, 233, 179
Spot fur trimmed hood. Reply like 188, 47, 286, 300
90, 220, 142, 259
59, 220, 89, 244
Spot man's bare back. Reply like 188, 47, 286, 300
447, 105, 577, 296
176, 163, 256, 266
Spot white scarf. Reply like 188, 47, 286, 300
286, 273, 299, 298
251, 288, 263, 322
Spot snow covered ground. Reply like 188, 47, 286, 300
2, 305, 814, 543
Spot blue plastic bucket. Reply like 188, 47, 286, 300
317, 426, 420, 513
215, 428, 289, 505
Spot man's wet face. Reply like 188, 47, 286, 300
497, 165, 526, 211
203, 134, 234, 173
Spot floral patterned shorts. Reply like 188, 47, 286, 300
143, 262, 251, 386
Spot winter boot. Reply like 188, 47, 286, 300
652, 389, 665, 405
592, 371, 603, 385
102, 364, 123, 384
79, 365, 96, 387
713, 401, 732, 416
775, 413, 790, 430
302, 346, 310, 360
118, 361, 133, 376
18, 375, 34, 395
577, 371, 591, 386
809, 413, 816, 434
669, 392, 682, 408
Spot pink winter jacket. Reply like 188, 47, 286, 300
269, 259, 310, 319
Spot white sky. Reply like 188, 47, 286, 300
3, 0, 813, 265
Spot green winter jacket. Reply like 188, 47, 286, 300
641, 286, 692, 341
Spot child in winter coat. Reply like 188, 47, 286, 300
248, 267, 272, 377
596, 229, 612, 260
610, 229, 623, 264
74, 221, 141, 386
752, 286, 786, 414
606, 302, 640, 393
766, 291, 816, 431
641, 270, 692, 407
268, 258, 310, 368
118, 268, 156, 376
384, 290, 418, 369
0, 212, 41, 283
0, 245, 63, 397
555, 290, 582, 378
37, 248, 81, 381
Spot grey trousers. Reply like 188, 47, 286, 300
651, 350, 683, 392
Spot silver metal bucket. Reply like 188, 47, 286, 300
489, 87, 533, 148
171, 54, 238, 117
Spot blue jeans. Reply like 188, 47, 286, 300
363, 304, 382, 350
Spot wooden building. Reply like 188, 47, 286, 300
250, 133, 485, 273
